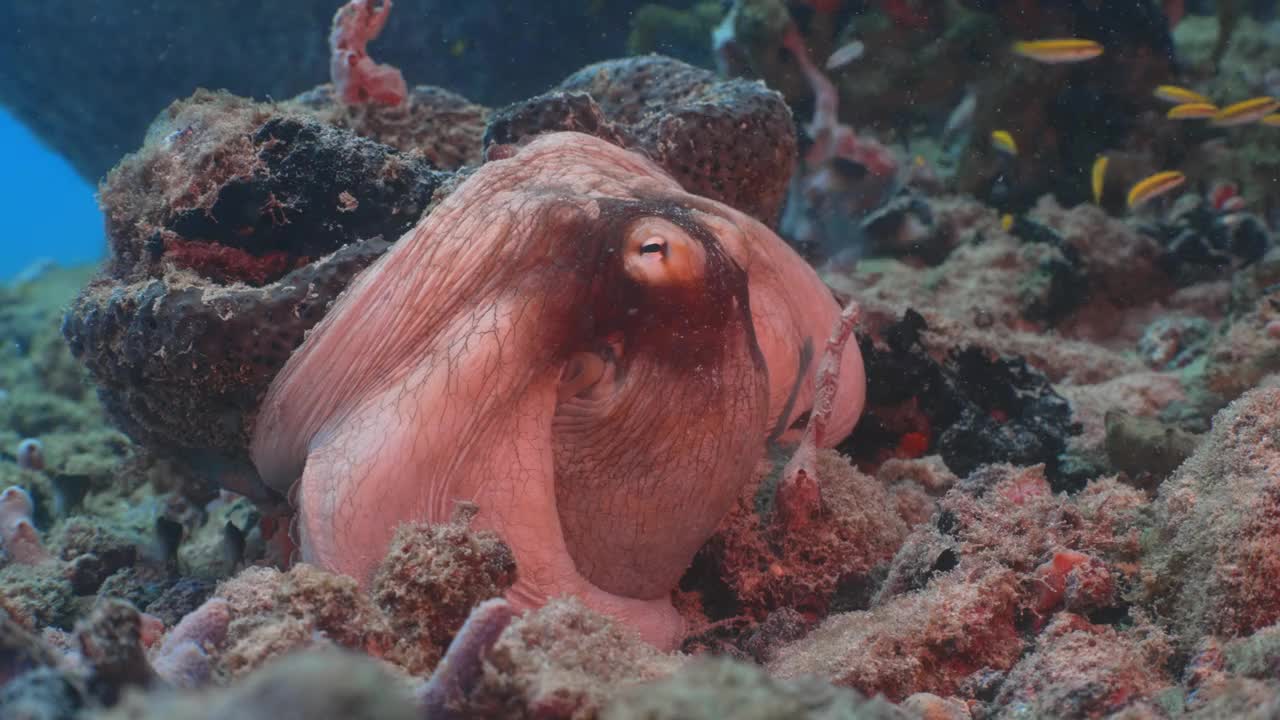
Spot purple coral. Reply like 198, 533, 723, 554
151, 597, 231, 689
418, 598, 516, 719
0, 486, 51, 565
15, 439, 44, 472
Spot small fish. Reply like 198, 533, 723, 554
990, 130, 1018, 156
222, 520, 246, 570
1000, 213, 1014, 231
825, 40, 865, 70
941, 87, 977, 150
1127, 170, 1186, 209
1212, 96, 1280, 126
1092, 155, 1108, 205
1012, 38, 1103, 64
1261, 114, 1280, 127
1153, 85, 1211, 105
1166, 102, 1219, 119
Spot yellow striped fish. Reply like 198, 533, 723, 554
1127, 171, 1185, 209
1012, 39, 1103, 63
1166, 102, 1219, 119
1091, 156, 1108, 205
1153, 85, 1211, 105
1212, 97, 1280, 127
990, 130, 1018, 156
1260, 114, 1280, 127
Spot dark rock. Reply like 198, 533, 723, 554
96, 567, 169, 613
76, 599, 155, 706
1141, 199, 1275, 282
740, 608, 809, 664
843, 310, 1080, 487
164, 115, 442, 277
1008, 215, 1090, 325
55, 519, 139, 596
485, 56, 797, 226
145, 578, 217, 628
62, 92, 434, 492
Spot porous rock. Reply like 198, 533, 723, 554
62, 90, 446, 494
485, 55, 797, 226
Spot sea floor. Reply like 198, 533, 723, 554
1, 205, 1278, 718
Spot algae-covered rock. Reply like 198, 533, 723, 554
768, 562, 1023, 702
703, 448, 910, 621
993, 613, 1173, 718
0, 562, 77, 632
461, 598, 684, 719
217, 565, 394, 679
103, 650, 418, 720
371, 515, 516, 675
603, 656, 912, 720
1104, 410, 1200, 483
1225, 622, 1280, 680
1141, 387, 1280, 645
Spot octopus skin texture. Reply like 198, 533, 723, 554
250, 132, 866, 649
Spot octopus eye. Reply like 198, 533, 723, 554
623, 218, 705, 288
639, 239, 667, 256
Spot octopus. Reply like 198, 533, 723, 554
64, 57, 866, 648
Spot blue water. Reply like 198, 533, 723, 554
0, 108, 104, 280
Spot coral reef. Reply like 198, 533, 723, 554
0, 487, 52, 566
150, 597, 230, 689
6, 1, 1280, 716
